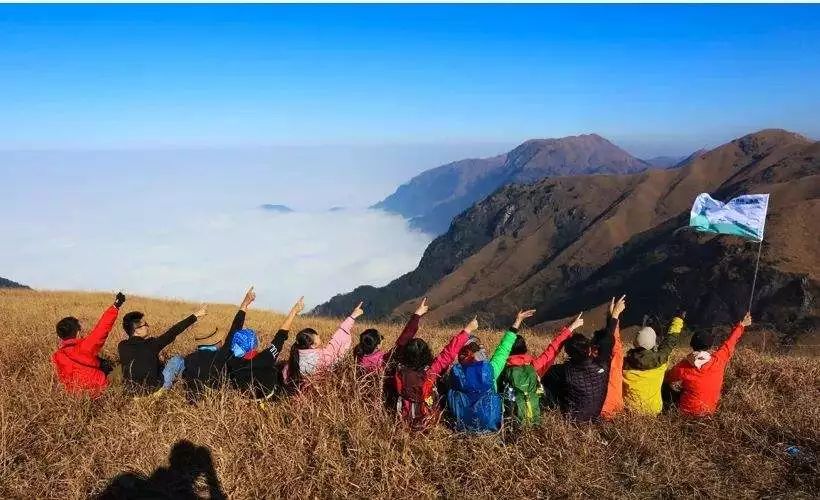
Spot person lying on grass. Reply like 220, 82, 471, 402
663, 311, 752, 417
500, 311, 584, 426
119, 301, 207, 397
392, 317, 478, 431
219, 287, 304, 400
282, 301, 363, 393
542, 295, 626, 423
180, 287, 255, 400
622, 310, 686, 415
52, 291, 125, 397
353, 297, 430, 374
445, 310, 531, 433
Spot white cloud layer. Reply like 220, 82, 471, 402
0, 205, 431, 311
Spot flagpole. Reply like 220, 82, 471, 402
748, 238, 763, 313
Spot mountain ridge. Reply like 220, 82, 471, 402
315, 129, 819, 340
0, 277, 29, 289
374, 133, 653, 234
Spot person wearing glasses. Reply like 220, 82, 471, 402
119, 303, 207, 396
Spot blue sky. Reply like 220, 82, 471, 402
1, 5, 819, 310
1, 4, 818, 154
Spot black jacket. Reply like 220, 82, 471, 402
226, 330, 288, 399
118, 315, 197, 392
542, 315, 617, 422
181, 310, 248, 397
204, 309, 289, 399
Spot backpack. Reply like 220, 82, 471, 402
500, 364, 543, 425
394, 366, 439, 431
447, 361, 502, 433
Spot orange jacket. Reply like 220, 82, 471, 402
665, 322, 746, 417
52, 305, 119, 397
600, 319, 623, 420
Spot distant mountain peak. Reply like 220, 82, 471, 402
260, 204, 294, 213
744, 128, 811, 142
374, 133, 651, 235
734, 128, 812, 150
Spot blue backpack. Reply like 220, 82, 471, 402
446, 360, 503, 433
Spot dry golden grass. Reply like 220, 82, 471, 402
0, 289, 818, 499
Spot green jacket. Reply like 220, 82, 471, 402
490, 330, 518, 385
623, 317, 684, 370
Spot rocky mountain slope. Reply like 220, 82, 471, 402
373, 134, 652, 234
316, 129, 819, 340
0, 277, 28, 289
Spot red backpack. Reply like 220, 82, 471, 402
394, 366, 440, 431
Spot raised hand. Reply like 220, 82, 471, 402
350, 301, 365, 319
569, 312, 584, 331
740, 312, 752, 327
194, 304, 208, 319
414, 297, 430, 317
240, 286, 256, 311
611, 295, 627, 319
465, 316, 479, 333
513, 309, 536, 329
114, 291, 126, 308
290, 296, 305, 316
279, 296, 305, 333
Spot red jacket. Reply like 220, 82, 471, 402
505, 326, 572, 377
665, 322, 746, 417
52, 305, 119, 397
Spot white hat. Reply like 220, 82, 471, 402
635, 327, 657, 350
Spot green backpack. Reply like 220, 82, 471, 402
500, 364, 543, 425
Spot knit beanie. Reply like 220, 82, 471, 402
231, 328, 259, 358
690, 330, 715, 351
635, 327, 657, 350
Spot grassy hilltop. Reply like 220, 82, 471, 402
0, 289, 817, 498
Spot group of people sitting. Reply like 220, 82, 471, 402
51, 288, 753, 432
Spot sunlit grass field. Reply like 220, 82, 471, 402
0, 289, 817, 498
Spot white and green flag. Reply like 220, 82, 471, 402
689, 193, 769, 242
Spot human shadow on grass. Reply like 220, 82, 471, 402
96, 439, 226, 500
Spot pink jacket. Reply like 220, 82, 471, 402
282, 316, 355, 381
357, 351, 387, 373
356, 313, 422, 374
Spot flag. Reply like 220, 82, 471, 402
689, 193, 769, 242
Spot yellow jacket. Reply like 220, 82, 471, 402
622, 316, 684, 415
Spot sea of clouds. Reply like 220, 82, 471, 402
0, 144, 500, 311
0, 203, 431, 311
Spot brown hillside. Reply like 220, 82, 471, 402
318, 129, 819, 340
398, 130, 818, 329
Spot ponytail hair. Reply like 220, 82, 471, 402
287, 328, 317, 389
353, 328, 382, 360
